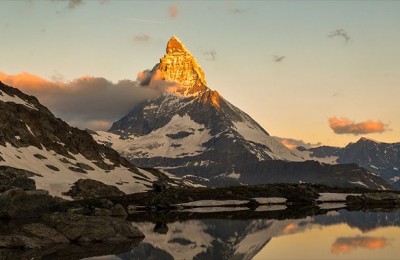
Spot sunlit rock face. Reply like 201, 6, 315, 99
158, 36, 207, 96
102, 36, 390, 190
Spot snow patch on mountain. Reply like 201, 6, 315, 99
0, 89, 37, 110
95, 114, 211, 159
291, 149, 339, 164
349, 181, 369, 188
0, 142, 154, 198
233, 121, 300, 161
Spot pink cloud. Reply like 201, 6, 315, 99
168, 5, 178, 18
329, 116, 387, 135
0, 71, 161, 130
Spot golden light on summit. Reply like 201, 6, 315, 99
158, 36, 207, 95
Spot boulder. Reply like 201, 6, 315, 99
0, 235, 40, 249
62, 179, 125, 200
0, 166, 36, 192
42, 213, 144, 243
0, 188, 65, 218
67, 207, 93, 216
110, 204, 128, 217
21, 223, 69, 245
92, 208, 113, 216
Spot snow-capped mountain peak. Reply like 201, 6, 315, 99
101, 36, 310, 186
97, 36, 391, 190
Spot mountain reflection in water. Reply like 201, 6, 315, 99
108, 209, 400, 260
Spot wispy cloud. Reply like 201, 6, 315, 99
331, 236, 388, 255
225, 0, 243, 14
115, 16, 166, 24
51, 0, 84, 9
168, 5, 178, 18
66, 0, 83, 9
0, 72, 163, 130
329, 116, 388, 135
203, 49, 217, 61
273, 55, 285, 63
137, 69, 182, 93
133, 33, 151, 42
328, 29, 351, 43
275, 137, 321, 150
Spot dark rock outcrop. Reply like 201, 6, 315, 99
21, 223, 70, 245
0, 166, 36, 192
0, 81, 173, 197
42, 213, 144, 243
152, 180, 170, 192
0, 188, 64, 218
62, 178, 125, 200
347, 192, 400, 205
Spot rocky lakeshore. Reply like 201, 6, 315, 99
1, 170, 400, 259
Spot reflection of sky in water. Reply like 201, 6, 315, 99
255, 224, 398, 259
103, 209, 400, 260
254, 209, 400, 259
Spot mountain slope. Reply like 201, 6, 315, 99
337, 138, 400, 182
0, 81, 168, 198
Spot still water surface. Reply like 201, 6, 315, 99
88, 209, 400, 260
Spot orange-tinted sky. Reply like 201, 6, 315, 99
1, 1, 399, 146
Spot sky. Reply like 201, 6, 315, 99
0, 0, 399, 147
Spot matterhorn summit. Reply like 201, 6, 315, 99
93, 36, 388, 189
159, 36, 207, 95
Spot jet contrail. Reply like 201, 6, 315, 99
113, 16, 166, 24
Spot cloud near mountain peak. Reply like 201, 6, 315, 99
329, 116, 388, 135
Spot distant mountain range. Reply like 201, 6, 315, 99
291, 137, 400, 189
94, 36, 391, 190
0, 81, 170, 198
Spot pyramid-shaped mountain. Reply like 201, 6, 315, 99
0, 81, 169, 198
95, 36, 390, 189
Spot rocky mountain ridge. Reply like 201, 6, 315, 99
0, 81, 170, 198
292, 137, 400, 189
